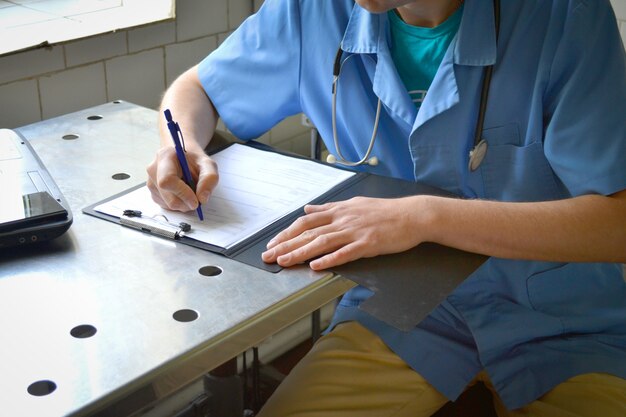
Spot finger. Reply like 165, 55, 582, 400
266, 211, 332, 249
147, 173, 185, 211
273, 231, 350, 267
303, 202, 333, 214
146, 178, 168, 208
195, 157, 219, 204
263, 224, 336, 263
309, 241, 366, 270
157, 154, 199, 211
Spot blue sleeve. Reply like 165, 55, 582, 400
543, 0, 626, 196
197, 0, 303, 140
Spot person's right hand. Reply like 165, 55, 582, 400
146, 146, 219, 213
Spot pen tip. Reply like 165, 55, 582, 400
164, 109, 172, 122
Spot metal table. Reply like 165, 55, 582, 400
0, 101, 354, 417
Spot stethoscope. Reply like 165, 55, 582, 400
327, 0, 501, 172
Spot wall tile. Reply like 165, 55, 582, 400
39, 63, 107, 119
620, 20, 626, 46
269, 131, 310, 155
106, 49, 165, 110
64, 31, 127, 67
611, 0, 626, 20
291, 132, 314, 156
165, 36, 217, 86
0, 79, 40, 128
254, 132, 271, 145
176, 0, 228, 42
269, 114, 310, 145
218, 30, 234, 46
128, 20, 176, 53
0, 46, 64, 85
228, 0, 252, 30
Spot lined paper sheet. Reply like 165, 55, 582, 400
95, 144, 355, 249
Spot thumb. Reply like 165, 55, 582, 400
195, 155, 219, 204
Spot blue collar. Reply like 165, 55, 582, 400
341, 0, 497, 67
338, 0, 498, 127
340, 2, 385, 54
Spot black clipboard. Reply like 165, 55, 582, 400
83, 142, 488, 329
83, 176, 362, 273
83, 143, 483, 272
82, 142, 361, 272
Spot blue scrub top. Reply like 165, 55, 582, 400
198, 0, 626, 409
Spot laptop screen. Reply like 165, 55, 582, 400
0, 191, 68, 233
0, 129, 72, 246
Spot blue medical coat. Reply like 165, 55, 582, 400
198, 0, 626, 409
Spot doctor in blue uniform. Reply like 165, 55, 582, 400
147, 0, 626, 415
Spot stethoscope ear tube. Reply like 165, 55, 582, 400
469, 0, 500, 171
329, 0, 500, 170
333, 47, 343, 78
468, 64, 493, 172
331, 47, 343, 95
331, 54, 382, 167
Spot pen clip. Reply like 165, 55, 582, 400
164, 110, 185, 151
163, 108, 204, 221
177, 123, 187, 153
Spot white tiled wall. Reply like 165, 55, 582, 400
0, 0, 309, 153
0, 0, 625, 154
39, 63, 108, 120
165, 36, 218, 86
175, 0, 229, 42
105, 49, 165, 109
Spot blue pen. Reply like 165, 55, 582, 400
164, 109, 204, 221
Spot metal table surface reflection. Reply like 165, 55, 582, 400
0, 101, 355, 417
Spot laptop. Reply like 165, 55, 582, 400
0, 128, 72, 248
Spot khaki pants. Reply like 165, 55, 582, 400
257, 322, 626, 417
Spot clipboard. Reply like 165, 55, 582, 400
83, 142, 488, 330
83, 142, 464, 272
82, 142, 354, 272
83, 177, 360, 273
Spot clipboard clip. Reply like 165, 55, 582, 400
120, 209, 191, 240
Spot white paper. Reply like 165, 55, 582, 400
94, 144, 355, 249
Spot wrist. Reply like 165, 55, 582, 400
182, 140, 207, 154
159, 133, 206, 154
411, 194, 444, 244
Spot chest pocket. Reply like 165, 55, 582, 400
478, 124, 562, 202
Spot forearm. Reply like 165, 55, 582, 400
419, 190, 626, 263
158, 65, 218, 152
147, 65, 221, 211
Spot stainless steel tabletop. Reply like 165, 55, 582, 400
0, 101, 354, 417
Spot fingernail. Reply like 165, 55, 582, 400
262, 249, 274, 260
277, 254, 291, 265
266, 238, 277, 249
199, 192, 210, 204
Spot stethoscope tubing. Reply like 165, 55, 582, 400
331, 52, 381, 167
329, 0, 501, 170
472, 0, 500, 147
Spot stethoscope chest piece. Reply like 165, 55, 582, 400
468, 139, 488, 171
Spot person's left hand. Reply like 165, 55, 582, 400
262, 196, 426, 270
